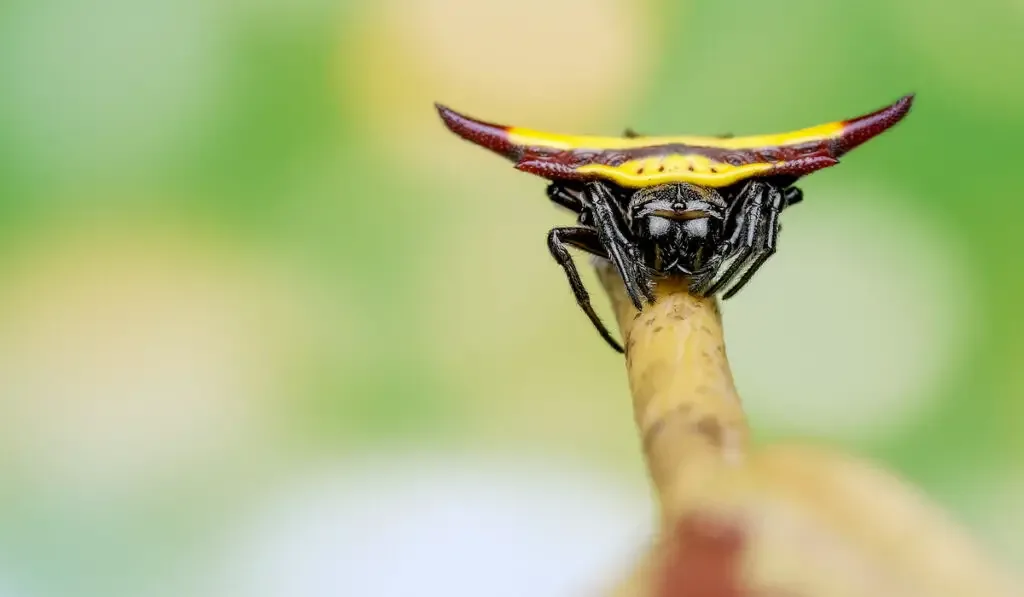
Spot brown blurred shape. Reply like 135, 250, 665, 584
657, 515, 751, 597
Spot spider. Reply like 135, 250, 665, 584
545, 178, 803, 352
436, 93, 914, 352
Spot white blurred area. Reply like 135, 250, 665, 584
204, 453, 653, 597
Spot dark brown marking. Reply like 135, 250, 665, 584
670, 301, 695, 321
634, 362, 671, 409
658, 165, 665, 172
642, 403, 693, 452
696, 416, 724, 449
836, 93, 915, 154
435, 103, 519, 159
637, 167, 644, 174
694, 384, 716, 397
653, 325, 664, 333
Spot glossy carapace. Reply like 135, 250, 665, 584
436, 95, 914, 188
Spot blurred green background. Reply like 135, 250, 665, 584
0, 0, 1022, 595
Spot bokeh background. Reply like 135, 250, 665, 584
0, 0, 1022, 595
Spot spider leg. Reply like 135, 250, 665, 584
688, 180, 756, 294
706, 209, 761, 296
546, 182, 585, 214
721, 185, 784, 299
547, 226, 624, 353
586, 182, 655, 309
783, 186, 803, 208
694, 182, 765, 296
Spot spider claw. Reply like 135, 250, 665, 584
689, 276, 713, 297
617, 259, 649, 310
638, 267, 658, 304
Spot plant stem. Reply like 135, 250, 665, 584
596, 262, 747, 524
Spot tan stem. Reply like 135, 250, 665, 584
595, 262, 747, 522
596, 260, 1021, 597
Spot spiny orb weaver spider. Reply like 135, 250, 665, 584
436, 94, 915, 353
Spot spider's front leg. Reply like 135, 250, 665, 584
585, 182, 656, 310
546, 226, 624, 353
689, 181, 766, 296
546, 182, 585, 215
720, 184, 784, 299
783, 186, 803, 208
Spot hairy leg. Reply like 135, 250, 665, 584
586, 182, 656, 309
721, 185, 783, 299
547, 226, 624, 353
692, 181, 766, 296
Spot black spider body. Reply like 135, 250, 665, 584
435, 96, 914, 353
546, 179, 803, 352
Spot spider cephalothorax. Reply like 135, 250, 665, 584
437, 94, 914, 352
626, 183, 728, 276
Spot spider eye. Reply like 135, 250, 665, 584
681, 217, 710, 238
646, 216, 673, 238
